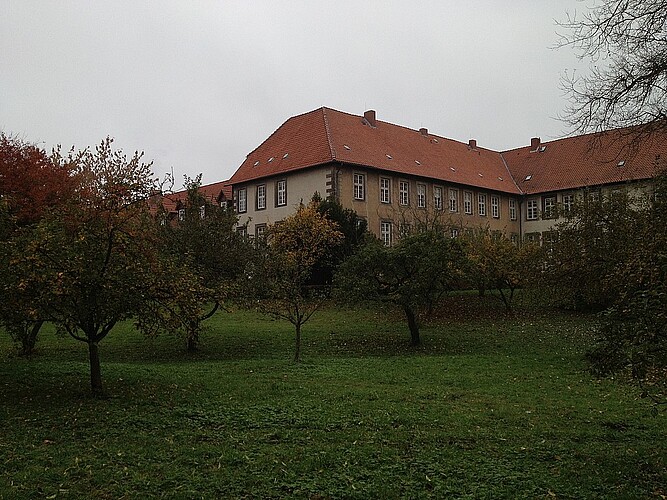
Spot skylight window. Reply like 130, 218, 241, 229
498, 176, 503, 181
253, 161, 260, 167
432, 138, 439, 143
283, 153, 289, 159
617, 160, 625, 167
450, 167, 456, 172
343, 145, 351, 150
524, 175, 532, 181
539, 146, 547, 152
268, 157, 274, 162
386, 154, 393, 159
478, 173, 483, 177
415, 160, 421, 165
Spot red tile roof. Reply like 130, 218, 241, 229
152, 180, 232, 214
228, 107, 666, 196
228, 107, 522, 195
504, 129, 667, 194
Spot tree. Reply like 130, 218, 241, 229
558, 0, 667, 137
586, 172, 667, 403
0, 134, 75, 355
546, 191, 642, 311
336, 230, 464, 346
247, 202, 342, 362
461, 229, 542, 313
158, 175, 248, 351
17, 138, 200, 394
310, 192, 368, 287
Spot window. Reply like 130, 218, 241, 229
464, 191, 473, 215
524, 232, 540, 244
478, 193, 487, 216
450, 227, 459, 238
256, 184, 266, 210
399, 223, 412, 238
526, 199, 538, 220
449, 188, 459, 213
491, 196, 500, 219
276, 180, 287, 207
562, 193, 574, 214
255, 224, 266, 239
380, 177, 391, 204
236, 226, 247, 238
354, 173, 365, 200
380, 221, 392, 247
417, 183, 426, 208
588, 189, 601, 203
542, 196, 556, 219
178, 208, 186, 221
433, 186, 443, 210
199, 206, 205, 219
509, 199, 517, 221
399, 181, 409, 206
237, 188, 247, 213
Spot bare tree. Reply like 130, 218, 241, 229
557, 0, 667, 138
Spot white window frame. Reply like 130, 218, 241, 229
478, 193, 487, 216
276, 180, 287, 207
199, 206, 205, 219
417, 183, 426, 208
380, 220, 392, 247
256, 184, 266, 210
526, 198, 538, 221
178, 208, 186, 221
562, 193, 574, 214
491, 196, 500, 219
509, 198, 517, 221
354, 173, 365, 201
380, 177, 391, 204
464, 191, 473, 215
433, 186, 443, 210
237, 188, 247, 213
542, 196, 556, 219
449, 188, 459, 213
399, 181, 409, 206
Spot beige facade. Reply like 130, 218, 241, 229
234, 165, 333, 237
520, 180, 654, 244
338, 168, 521, 244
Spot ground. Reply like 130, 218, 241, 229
1, 297, 666, 498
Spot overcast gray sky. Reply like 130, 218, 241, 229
1, 1, 592, 186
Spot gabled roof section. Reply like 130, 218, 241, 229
228, 108, 334, 185
503, 128, 667, 194
229, 107, 522, 195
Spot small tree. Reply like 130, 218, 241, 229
159, 175, 248, 351
19, 138, 200, 394
336, 229, 464, 346
248, 202, 342, 362
0, 133, 75, 355
462, 229, 542, 313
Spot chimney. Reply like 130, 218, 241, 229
419, 127, 428, 136
468, 139, 477, 149
530, 137, 541, 151
364, 109, 376, 127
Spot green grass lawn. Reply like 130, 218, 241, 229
1, 298, 666, 498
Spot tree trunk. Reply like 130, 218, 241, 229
293, 322, 301, 363
88, 341, 104, 395
187, 332, 198, 352
19, 320, 43, 356
404, 305, 421, 346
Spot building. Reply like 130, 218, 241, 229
226, 107, 666, 244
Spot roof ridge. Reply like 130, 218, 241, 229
321, 107, 336, 160
498, 152, 523, 194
